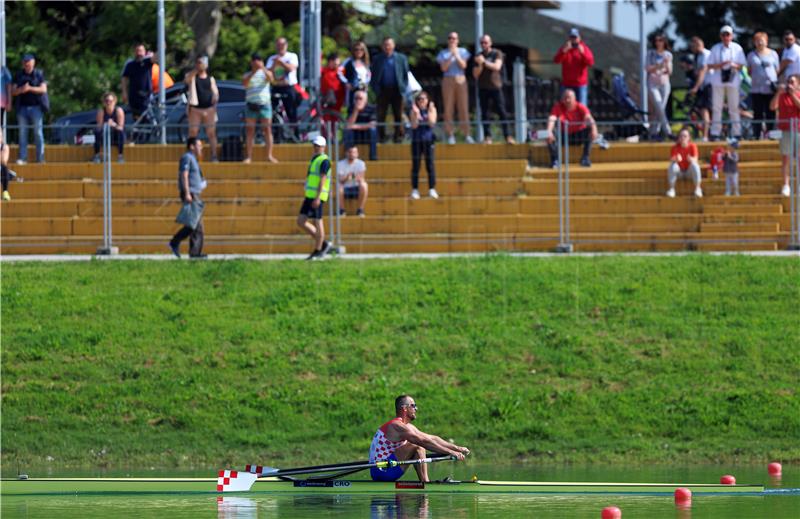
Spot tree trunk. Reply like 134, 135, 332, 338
182, 1, 222, 61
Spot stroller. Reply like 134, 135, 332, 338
608, 71, 649, 140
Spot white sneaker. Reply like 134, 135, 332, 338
447, 135, 456, 145
465, 135, 475, 144
666, 188, 676, 198
428, 188, 439, 199
15, 159, 27, 165
694, 187, 703, 198
782, 184, 791, 197
410, 189, 421, 200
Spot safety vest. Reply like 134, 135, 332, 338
304, 153, 330, 202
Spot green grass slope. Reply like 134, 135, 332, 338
1, 256, 799, 468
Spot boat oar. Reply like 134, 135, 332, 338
217, 454, 458, 493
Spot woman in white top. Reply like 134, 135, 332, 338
342, 41, 371, 110
646, 34, 674, 140
747, 31, 780, 138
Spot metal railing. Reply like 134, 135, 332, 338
1, 116, 797, 256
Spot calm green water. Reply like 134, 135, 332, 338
2, 465, 798, 518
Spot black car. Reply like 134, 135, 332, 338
50, 80, 247, 145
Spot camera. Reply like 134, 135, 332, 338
721, 68, 732, 83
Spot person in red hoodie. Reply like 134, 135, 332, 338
319, 53, 347, 134
554, 27, 595, 107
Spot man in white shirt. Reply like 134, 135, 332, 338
779, 30, 800, 80
707, 25, 747, 139
267, 37, 300, 129
337, 145, 368, 217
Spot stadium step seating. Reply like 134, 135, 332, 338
0, 140, 794, 254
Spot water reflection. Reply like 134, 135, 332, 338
370, 494, 430, 519
217, 496, 257, 519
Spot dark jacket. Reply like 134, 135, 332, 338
370, 51, 409, 96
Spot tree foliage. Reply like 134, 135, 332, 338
667, 1, 800, 50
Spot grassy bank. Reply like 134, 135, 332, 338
1, 256, 799, 469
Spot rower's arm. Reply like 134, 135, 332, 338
393, 423, 468, 458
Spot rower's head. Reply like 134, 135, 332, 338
395, 395, 417, 421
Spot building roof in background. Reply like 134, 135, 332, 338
365, 5, 642, 83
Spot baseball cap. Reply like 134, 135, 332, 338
727, 138, 739, 149
311, 135, 327, 147
22, 53, 35, 62
720, 25, 733, 35
251, 52, 263, 61
569, 28, 580, 38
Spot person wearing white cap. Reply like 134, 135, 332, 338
297, 135, 332, 259
707, 25, 747, 140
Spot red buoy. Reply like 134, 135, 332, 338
720, 475, 736, 485
768, 462, 782, 476
601, 506, 621, 519
674, 487, 692, 505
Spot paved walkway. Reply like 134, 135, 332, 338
2, 251, 799, 263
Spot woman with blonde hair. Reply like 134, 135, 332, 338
343, 40, 371, 110
747, 31, 780, 138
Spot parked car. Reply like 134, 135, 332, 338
50, 80, 248, 145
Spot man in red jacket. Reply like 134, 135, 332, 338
554, 28, 595, 107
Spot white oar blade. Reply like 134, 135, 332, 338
245, 464, 279, 476
217, 470, 258, 492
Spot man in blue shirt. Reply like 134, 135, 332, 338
371, 37, 409, 143
169, 137, 207, 259
121, 43, 154, 118
12, 54, 48, 164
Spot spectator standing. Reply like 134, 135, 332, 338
267, 37, 300, 130
243, 52, 277, 164
12, 53, 47, 165
722, 140, 740, 196
169, 137, 207, 259
707, 26, 747, 140
344, 89, 378, 161
553, 28, 595, 107
297, 135, 332, 260
666, 128, 703, 198
92, 92, 125, 163
769, 74, 800, 197
473, 34, 514, 144
1, 65, 12, 121
185, 56, 219, 161
121, 43, 154, 119
748, 32, 780, 138
319, 52, 347, 132
371, 37, 409, 143
437, 32, 472, 144
688, 36, 713, 142
151, 56, 175, 94
545, 89, 598, 168
342, 41, 371, 110
337, 145, 368, 217
779, 30, 800, 81
409, 91, 438, 200
1, 126, 12, 201
646, 34, 674, 140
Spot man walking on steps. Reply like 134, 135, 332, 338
297, 135, 332, 260
369, 395, 470, 482
169, 137, 207, 258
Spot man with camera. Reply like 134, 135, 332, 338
553, 28, 595, 107
769, 74, 800, 197
707, 26, 747, 141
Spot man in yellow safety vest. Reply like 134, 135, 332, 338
297, 135, 332, 260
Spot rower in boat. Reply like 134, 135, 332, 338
369, 395, 470, 482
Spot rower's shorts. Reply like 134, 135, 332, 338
370, 454, 405, 482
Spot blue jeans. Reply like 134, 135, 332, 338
18, 105, 45, 162
561, 85, 588, 107
344, 128, 378, 160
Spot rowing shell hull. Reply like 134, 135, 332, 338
0, 478, 765, 496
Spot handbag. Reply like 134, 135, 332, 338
176, 199, 205, 230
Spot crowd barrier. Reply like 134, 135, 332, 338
1, 116, 798, 255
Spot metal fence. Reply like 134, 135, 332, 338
1, 116, 798, 255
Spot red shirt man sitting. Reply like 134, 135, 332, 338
545, 89, 598, 168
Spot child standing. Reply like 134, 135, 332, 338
723, 140, 740, 196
